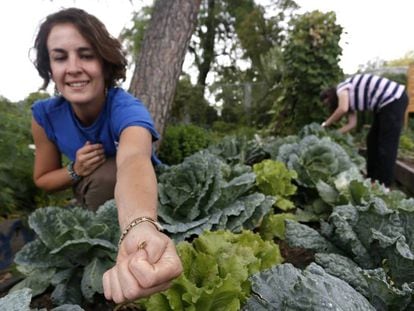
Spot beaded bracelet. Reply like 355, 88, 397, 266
118, 216, 163, 246
66, 161, 82, 182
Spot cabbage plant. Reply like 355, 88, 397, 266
11, 201, 119, 306
157, 150, 274, 241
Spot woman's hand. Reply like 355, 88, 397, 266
102, 223, 183, 303
74, 141, 106, 176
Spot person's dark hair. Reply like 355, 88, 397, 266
33, 7, 127, 90
320, 87, 338, 113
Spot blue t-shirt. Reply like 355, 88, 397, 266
32, 87, 161, 165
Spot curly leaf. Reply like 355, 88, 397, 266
243, 263, 375, 310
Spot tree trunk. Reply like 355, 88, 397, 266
128, 0, 201, 142
196, 0, 216, 87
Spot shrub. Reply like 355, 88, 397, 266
0, 99, 36, 215
158, 124, 212, 165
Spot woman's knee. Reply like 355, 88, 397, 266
74, 158, 117, 210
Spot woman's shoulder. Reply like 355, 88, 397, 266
31, 96, 67, 113
108, 87, 144, 106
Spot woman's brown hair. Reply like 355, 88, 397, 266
33, 7, 127, 90
320, 87, 339, 113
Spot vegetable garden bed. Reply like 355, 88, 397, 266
1, 124, 414, 310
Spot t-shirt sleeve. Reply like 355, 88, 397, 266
31, 99, 57, 143
336, 81, 350, 94
111, 89, 160, 142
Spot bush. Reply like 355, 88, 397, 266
158, 124, 212, 165
0, 92, 55, 216
0, 99, 36, 215
211, 121, 259, 141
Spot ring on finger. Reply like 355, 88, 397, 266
137, 241, 147, 251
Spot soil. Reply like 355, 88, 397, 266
30, 293, 121, 311
278, 239, 315, 269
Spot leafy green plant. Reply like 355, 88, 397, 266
299, 123, 366, 170
139, 230, 283, 311
253, 159, 297, 211
0, 288, 83, 311
399, 132, 414, 161
271, 10, 344, 135
0, 288, 34, 311
244, 263, 376, 310
0, 92, 54, 216
276, 135, 357, 188
11, 201, 119, 306
315, 253, 414, 310
157, 150, 274, 242
170, 76, 218, 126
284, 177, 414, 309
207, 135, 269, 166
0, 99, 36, 215
211, 122, 259, 141
158, 124, 212, 165
259, 212, 296, 241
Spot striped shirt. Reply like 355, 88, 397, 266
336, 74, 405, 112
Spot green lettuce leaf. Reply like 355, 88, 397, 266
253, 159, 297, 211
141, 230, 283, 311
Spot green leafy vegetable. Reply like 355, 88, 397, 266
140, 230, 283, 311
259, 212, 296, 241
253, 159, 297, 211
11, 201, 119, 306
243, 263, 376, 310
315, 253, 414, 310
0, 288, 85, 311
157, 150, 274, 241
277, 135, 357, 188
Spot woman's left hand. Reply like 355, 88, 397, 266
102, 223, 183, 303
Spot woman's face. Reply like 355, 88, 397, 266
47, 23, 105, 108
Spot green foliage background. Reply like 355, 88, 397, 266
271, 10, 344, 135
0, 92, 70, 217
158, 124, 212, 165
0, 97, 36, 215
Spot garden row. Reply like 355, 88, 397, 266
1, 123, 414, 310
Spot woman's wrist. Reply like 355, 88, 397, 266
66, 161, 82, 182
118, 216, 163, 246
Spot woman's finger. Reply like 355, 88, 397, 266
145, 234, 168, 264
81, 148, 105, 161
104, 255, 172, 303
129, 240, 183, 289
84, 153, 106, 167
116, 255, 142, 301
129, 281, 172, 299
108, 266, 125, 304
102, 269, 112, 301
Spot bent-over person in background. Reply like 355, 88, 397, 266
320, 73, 408, 187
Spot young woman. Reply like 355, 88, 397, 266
31, 7, 182, 303
320, 73, 408, 187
